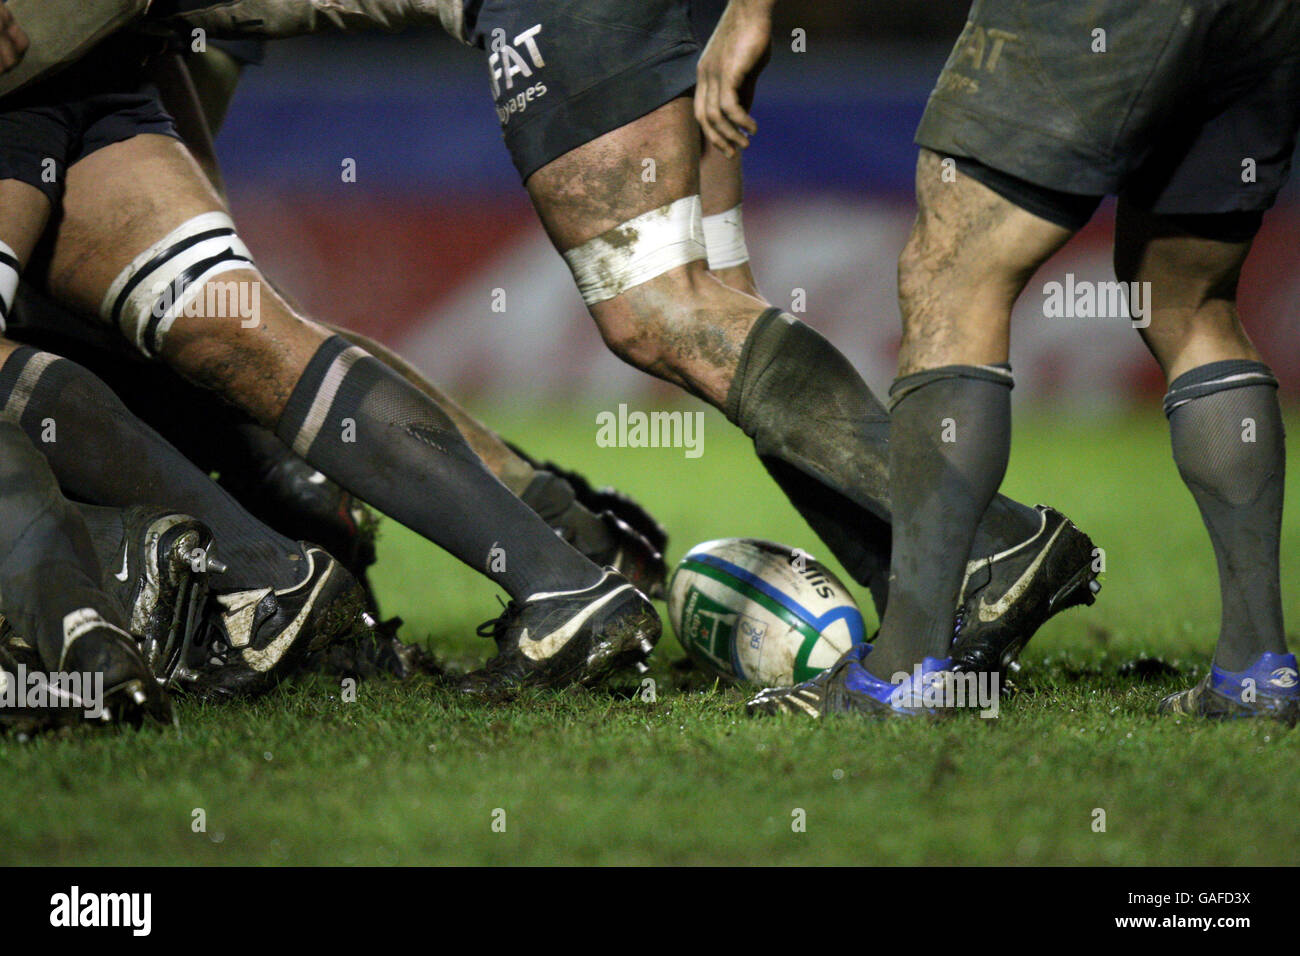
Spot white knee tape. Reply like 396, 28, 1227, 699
562, 196, 706, 306
702, 203, 750, 271
99, 211, 255, 357
0, 240, 20, 333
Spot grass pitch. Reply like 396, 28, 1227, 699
4, 404, 1299, 866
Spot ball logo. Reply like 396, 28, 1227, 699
738, 615, 767, 651
681, 589, 739, 669
1268, 667, 1298, 689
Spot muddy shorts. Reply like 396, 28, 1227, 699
915, 0, 1300, 221
465, 0, 700, 180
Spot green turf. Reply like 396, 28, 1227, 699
5, 404, 1299, 865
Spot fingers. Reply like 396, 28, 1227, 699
695, 68, 757, 158
0, 6, 28, 74
718, 82, 757, 145
692, 80, 715, 152
695, 74, 732, 157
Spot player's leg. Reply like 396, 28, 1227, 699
47, 134, 596, 592
862, 150, 1079, 683
473, 2, 907, 594
43, 132, 658, 686
0, 420, 172, 726
526, 94, 1069, 616
0, 153, 167, 725
330, 326, 668, 593
1124, 0, 1299, 720
1116, 208, 1292, 718
0, 335, 302, 592
749, 147, 1092, 716
751, 0, 1298, 716
0, 333, 378, 691
525, 95, 894, 597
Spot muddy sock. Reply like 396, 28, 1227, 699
726, 310, 1038, 597
1166, 360, 1286, 671
868, 364, 1014, 679
276, 336, 602, 599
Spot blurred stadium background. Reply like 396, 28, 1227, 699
215, 1, 1300, 409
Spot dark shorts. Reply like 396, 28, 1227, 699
916, 0, 1300, 220
465, 0, 700, 181
0, 38, 179, 208
688, 0, 727, 44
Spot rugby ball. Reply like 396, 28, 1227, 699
667, 539, 867, 687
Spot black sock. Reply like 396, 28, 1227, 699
275, 337, 602, 599
0, 347, 301, 590
870, 365, 1014, 677
1165, 360, 1286, 671
725, 311, 1038, 597
0, 422, 127, 669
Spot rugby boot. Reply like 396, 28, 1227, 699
952, 505, 1100, 674
458, 569, 660, 695
176, 543, 371, 698
747, 643, 956, 719
1158, 652, 1299, 726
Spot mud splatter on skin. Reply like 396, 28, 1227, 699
615, 282, 751, 406
173, 332, 296, 425
524, 97, 760, 406
898, 149, 1070, 375
526, 98, 698, 249
159, 281, 320, 426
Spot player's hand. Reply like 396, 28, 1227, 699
0, 3, 28, 75
695, 0, 773, 157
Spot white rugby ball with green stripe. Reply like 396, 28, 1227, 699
667, 539, 868, 687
